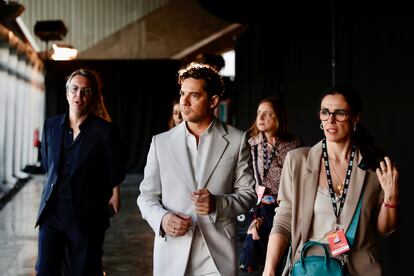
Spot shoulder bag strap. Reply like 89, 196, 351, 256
346, 190, 364, 248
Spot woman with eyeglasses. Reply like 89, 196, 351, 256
262, 85, 399, 276
239, 97, 301, 273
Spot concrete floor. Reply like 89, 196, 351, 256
0, 174, 263, 276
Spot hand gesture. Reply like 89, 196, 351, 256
190, 188, 216, 215
376, 156, 399, 203
108, 185, 121, 216
161, 212, 192, 237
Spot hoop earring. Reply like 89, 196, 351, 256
320, 123, 324, 130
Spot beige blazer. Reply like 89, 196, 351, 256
273, 141, 385, 276
137, 118, 257, 276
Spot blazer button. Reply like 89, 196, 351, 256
51, 183, 55, 188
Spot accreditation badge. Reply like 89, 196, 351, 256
327, 228, 350, 256
255, 186, 266, 205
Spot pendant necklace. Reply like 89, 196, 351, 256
322, 138, 356, 217
330, 162, 345, 193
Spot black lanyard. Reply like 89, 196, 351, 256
253, 145, 262, 186
322, 138, 356, 217
262, 133, 277, 177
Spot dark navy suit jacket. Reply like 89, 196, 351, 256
35, 113, 125, 235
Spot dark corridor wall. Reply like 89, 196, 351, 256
44, 60, 180, 174
233, 1, 411, 275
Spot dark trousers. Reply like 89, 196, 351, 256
239, 204, 288, 274
239, 204, 275, 271
36, 198, 105, 276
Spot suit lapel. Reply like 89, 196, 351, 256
301, 144, 322, 241
339, 150, 365, 232
71, 117, 102, 176
51, 115, 65, 172
169, 123, 196, 190
198, 119, 228, 189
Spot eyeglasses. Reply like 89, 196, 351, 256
319, 108, 350, 122
68, 85, 94, 96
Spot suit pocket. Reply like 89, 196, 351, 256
223, 221, 236, 239
367, 245, 381, 263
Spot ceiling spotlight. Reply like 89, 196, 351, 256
51, 43, 77, 60
34, 20, 67, 41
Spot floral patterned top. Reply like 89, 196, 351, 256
248, 132, 301, 196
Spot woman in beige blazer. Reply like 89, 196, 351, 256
263, 84, 399, 276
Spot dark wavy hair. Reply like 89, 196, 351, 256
319, 84, 386, 170
177, 62, 225, 99
168, 96, 181, 129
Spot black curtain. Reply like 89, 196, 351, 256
44, 59, 180, 174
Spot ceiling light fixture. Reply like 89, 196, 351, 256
51, 43, 77, 60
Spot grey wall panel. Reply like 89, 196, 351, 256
19, 0, 171, 52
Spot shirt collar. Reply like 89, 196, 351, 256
79, 114, 93, 131
62, 112, 93, 131
184, 118, 215, 137
248, 131, 265, 146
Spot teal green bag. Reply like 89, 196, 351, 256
291, 241, 344, 276
290, 191, 364, 276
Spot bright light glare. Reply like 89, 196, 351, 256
51, 44, 78, 60
220, 50, 235, 78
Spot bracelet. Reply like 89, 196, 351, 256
382, 201, 398, 208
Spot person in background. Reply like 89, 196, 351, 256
35, 68, 125, 275
194, 53, 225, 73
262, 84, 399, 276
239, 97, 301, 273
137, 62, 257, 276
61, 70, 122, 276
168, 96, 183, 129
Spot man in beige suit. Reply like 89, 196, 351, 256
137, 62, 257, 276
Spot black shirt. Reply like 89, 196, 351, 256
54, 114, 91, 199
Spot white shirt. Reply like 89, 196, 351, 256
184, 120, 219, 275
185, 120, 215, 188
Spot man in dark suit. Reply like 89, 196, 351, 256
35, 68, 125, 275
